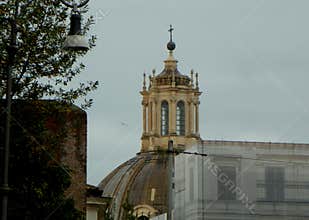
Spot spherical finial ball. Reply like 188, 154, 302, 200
167, 41, 176, 51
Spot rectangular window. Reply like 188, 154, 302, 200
176, 101, 185, 136
161, 101, 169, 136
217, 166, 236, 200
265, 167, 285, 201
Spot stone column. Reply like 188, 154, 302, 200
195, 101, 200, 135
168, 100, 172, 135
142, 101, 147, 134
190, 101, 194, 135
185, 101, 190, 136
148, 101, 152, 133
142, 100, 148, 135
153, 100, 157, 135
170, 98, 176, 135
157, 101, 161, 136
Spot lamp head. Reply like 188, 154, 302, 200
63, 13, 89, 51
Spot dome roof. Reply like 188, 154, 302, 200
98, 152, 170, 219
155, 68, 191, 87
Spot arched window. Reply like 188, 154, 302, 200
138, 216, 149, 220
176, 101, 185, 135
161, 101, 169, 136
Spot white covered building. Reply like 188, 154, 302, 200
174, 140, 309, 220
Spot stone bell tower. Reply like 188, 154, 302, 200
140, 26, 202, 152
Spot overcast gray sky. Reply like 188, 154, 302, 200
82, 0, 309, 185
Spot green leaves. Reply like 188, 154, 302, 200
0, 0, 97, 109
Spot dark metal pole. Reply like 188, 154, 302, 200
1, 45, 13, 220
1, 16, 17, 220
167, 140, 174, 220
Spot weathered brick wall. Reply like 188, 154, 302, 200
0, 100, 87, 213
59, 107, 87, 212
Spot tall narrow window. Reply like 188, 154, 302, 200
176, 101, 185, 135
161, 101, 169, 136
217, 166, 236, 200
265, 167, 285, 201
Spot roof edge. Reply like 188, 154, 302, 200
203, 139, 309, 147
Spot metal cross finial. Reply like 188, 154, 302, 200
168, 24, 174, 42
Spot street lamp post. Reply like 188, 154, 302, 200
1, 17, 17, 220
0, 1, 90, 219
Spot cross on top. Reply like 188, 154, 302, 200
168, 24, 174, 42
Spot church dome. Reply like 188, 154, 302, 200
98, 152, 170, 219
98, 26, 202, 220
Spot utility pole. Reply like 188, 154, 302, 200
167, 140, 174, 220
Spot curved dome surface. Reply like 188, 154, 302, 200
98, 152, 169, 219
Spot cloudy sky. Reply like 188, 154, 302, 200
81, 0, 309, 185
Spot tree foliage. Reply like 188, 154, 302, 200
0, 101, 84, 219
0, 0, 98, 109
0, 0, 97, 218
122, 198, 138, 220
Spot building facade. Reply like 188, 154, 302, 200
174, 141, 309, 220
86, 184, 111, 220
